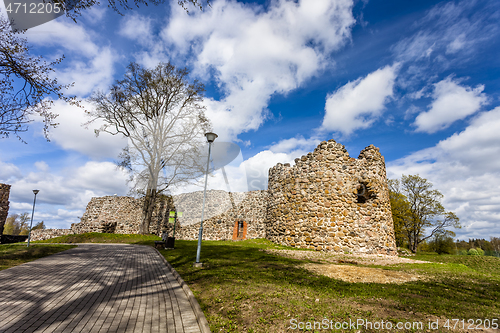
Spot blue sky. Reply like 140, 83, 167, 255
1, 0, 499, 240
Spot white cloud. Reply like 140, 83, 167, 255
171, 134, 320, 196
25, 17, 116, 96
269, 136, 320, 154
9, 160, 128, 206
82, 6, 108, 25
42, 100, 127, 159
163, 0, 356, 140
414, 77, 488, 133
0, 161, 22, 181
393, 1, 496, 64
34, 161, 49, 172
243, 136, 322, 190
446, 33, 466, 54
6, 160, 130, 228
388, 107, 500, 239
391, 0, 499, 97
119, 14, 153, 43
56, 47, 116, 96
26, 18, 99, 57
320, 64, 398, 135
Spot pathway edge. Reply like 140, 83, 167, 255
152, 247, 212, 333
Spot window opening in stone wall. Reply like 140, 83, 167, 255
356, 183, 368, 204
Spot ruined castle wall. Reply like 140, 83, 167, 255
167, 190, 267, 240
72, 196, 174, 235
266, 140, 396, 255
0, 184, 11, 235
30, 229, 74, 241
71, 190, 267, 241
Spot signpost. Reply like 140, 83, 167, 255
168, 211, 183, 238
167, 211, 182, 248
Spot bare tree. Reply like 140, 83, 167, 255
0, 16, 80, 141
87, 62, 211, 234
59, 0, 210, 21
389, 174, 461, 253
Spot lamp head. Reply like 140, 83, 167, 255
205, 132, 218, 143
33, 189, 40, 195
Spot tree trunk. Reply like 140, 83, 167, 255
140, 188, 157, 234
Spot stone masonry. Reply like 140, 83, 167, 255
0, 184, 11, 235
31, 140, 397, 255
267, 140, 396, 255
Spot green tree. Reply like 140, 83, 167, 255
87, 62, 210, 234
430, 234, 455, 254
31, 221, 46, 231
388, 174, 461, 253
490, 237, 500, 257
2, 212, 30, 235
387, 182, 411, 248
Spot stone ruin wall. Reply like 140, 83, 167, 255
266, 140, 397, 255
30, 196, 175, 241
50, 190, 268, 242
30, 229, 74, 241
168, 190, 267, 241
0, 184, 11, 235
71, 195, 175, 235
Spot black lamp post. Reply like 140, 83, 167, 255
27, 189, 39, 247
195, 132, 217, 266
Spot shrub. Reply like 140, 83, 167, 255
468, 248, 479, 256
476, 248, 485, 256
430, 235, 455, 254
458, 249, 468, 255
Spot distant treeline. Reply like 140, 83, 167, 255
418, 236, 500, 256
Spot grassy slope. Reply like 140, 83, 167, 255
0, 244, 76, 270
161, 239, 500, 333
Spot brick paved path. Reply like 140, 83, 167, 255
0, 244, 204, 333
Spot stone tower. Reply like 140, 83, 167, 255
266, 140, 396, 255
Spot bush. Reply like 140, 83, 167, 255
476, 248, 484, 256
458, 249, 468, 255
430, 235, 455, 254
468, 248, 480, 256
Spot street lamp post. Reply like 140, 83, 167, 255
195, 132, 218, 266
27, 190, 39, 247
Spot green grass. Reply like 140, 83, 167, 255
160, 239, 500, 333
0, 244, 76, 270
17, 235, 500, 331
34, 232, 161, 246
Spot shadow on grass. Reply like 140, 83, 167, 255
161, 239, 500, 331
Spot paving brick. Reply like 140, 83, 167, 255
0, 244, 204, 333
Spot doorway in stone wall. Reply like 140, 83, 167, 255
232, 220, 247, 240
